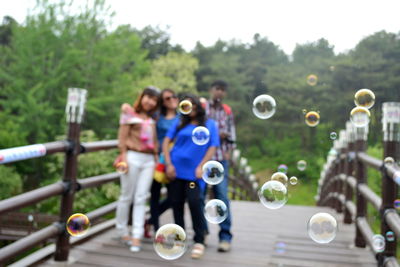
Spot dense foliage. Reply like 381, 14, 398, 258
0, 0, 399, 210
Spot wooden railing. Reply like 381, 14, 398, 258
316, 102, 400, 267
0, 88, 257, 266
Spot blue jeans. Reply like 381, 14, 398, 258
202, 160, 233, 242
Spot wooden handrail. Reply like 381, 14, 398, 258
78, 173, 119, 190
357, 152, 383, 170
358, 184, 382, 210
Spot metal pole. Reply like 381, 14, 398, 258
344, 121, 355, 224
379, 102, 400, 265
54, 88, 87, 261
355, 124, 368, 248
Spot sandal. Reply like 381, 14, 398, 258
130, 238, 141, 252
191, 243, 205, 259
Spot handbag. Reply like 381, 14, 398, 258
154, 153, 170, 184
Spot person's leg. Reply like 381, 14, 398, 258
115, 152, 138, 238
149, 179, 162, 230
186, 181, 205, 244
157, 183, 171, 217
199, 185, 209, 236
131, 154, 155, 239
213, 160, 232, 242
168, 179, 186, 229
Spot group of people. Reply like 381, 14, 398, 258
115, 80, 236, 259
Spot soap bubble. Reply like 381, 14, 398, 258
277, 164, 288, 174
330, 132, 337, 140
307, 74, 318, 86
350, 107, 370, 128
372, 235, 385, 252
202, 161, 224, 185
354, 89, 375, 109
154, 223, 186, 260
328, 148, 338, 157
116, 161, 128, 174
192, 126, 210, 145
252, 94, 276, 119
307, 212, 337, 244
384, 157, 395, 165
302, 109, 307, 114
289, 176, 298, 185
305, 111, 320, 127
329, 66, 335, 72
386, 231, 395, 242
178, 100, 192, 115
297, 160, 307, 171
258, 180, 288, 210
275, 242, 287, 254
271, 172, 288, 187
393, 199, 400, 210
204, 199, 228, 224
66, 213, 90, 237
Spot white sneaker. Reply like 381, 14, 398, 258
130, 245, 141, 252
130, 238, 141, 253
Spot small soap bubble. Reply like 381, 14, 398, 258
307, 74, 318, 86
302, 109, 308, 114
277, 164, 288, 174
350, 107, 370, 128
178, 100, 192, 115
329, 66, 335, 72
189, 182, 196, 189
116, 161, 128, 174
354, 89, 375, 109
275, 242, 287, 254
289, 176, 298, 185
271, 172, 288, 187
307, 212, 337, 244
384, 157, 395, 165
66, 213, 90, 237
330, 132, 337, 140
297, 160, 307, 171
192, 126, 210, 145
393, 199, 400, 210
328, 148, 338, 157
154, 223, 186, 260
252, 94, 276, 119
202, 161, 224, 185
386, 231, 395, 242
305, 111, 320, 127
372, 235, 385, 252
204, 199, 228, 224
27, 214, 34, 222
258, 180, 288, 210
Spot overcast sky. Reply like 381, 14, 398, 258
1, 0, 400, 55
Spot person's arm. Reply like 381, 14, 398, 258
152, 123, 159, 162
163, 137, 175, 179
195, 146, 217, 178
224, 112, 237, 160
118, 124, 129, 162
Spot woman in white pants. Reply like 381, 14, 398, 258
115, 86, 160, 252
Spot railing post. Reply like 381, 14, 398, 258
354, 124, 368, 248
329, 140, 340, 209
379, 102, 400, 264
54, 88, 87, 261
336, 130, 347, 213
344, 121, 355, 224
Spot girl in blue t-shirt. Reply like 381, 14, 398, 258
163, 93, 220, 259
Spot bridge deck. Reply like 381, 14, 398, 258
40, 201, 377, 267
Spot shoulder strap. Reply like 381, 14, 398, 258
222, 103, 232, 115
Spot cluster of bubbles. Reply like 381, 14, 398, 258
297, 160, 307, 171
192, 126, 210, 146
307, 213, 337, 244
252, 94, 276, 119
258, 180, 288, 210
350, 89, 375, 128
153, 223, 187, 260
372, 234, 385, 253
66, 213, 90, 237
277, 164, 288, 174
305, 111, 320, 127
202, 160, 224, 185
307, 74, 318, 86
204, 199, 228, 224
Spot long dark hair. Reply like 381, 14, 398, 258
160, 88, 176, 116
177, 93, 206, 131
133, 86, 160, 115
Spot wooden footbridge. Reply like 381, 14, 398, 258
0, 90, 399, 266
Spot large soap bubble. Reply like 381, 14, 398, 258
252, 94, 276, 119
154, 224, 187, 260
307, 212, 337, 244
258, 180, 288, 210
